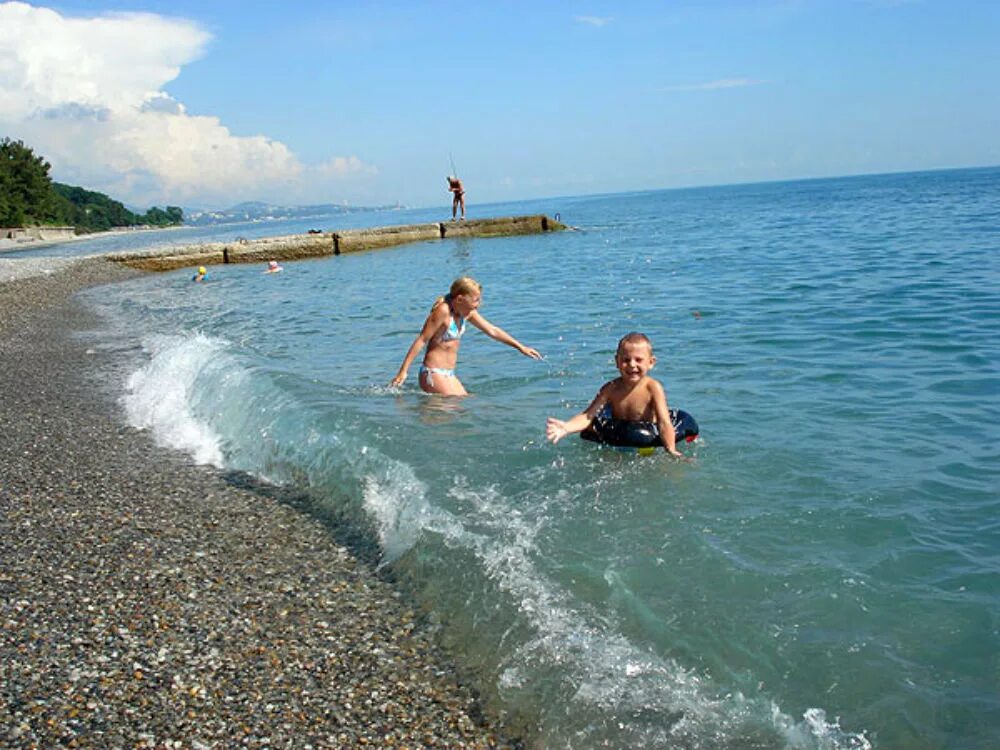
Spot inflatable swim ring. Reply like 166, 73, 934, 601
581, 406, 699, 454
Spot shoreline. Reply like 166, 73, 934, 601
0, 224, 188, 255
0, 258, 518, 748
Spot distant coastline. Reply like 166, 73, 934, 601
184, 200, 406, 227
0, 197, 409, 255
0, 223, 188, 254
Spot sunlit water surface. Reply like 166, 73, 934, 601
73, 168, 999, 750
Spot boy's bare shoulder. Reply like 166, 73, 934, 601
644, 376, 666, 394
587, 378, 620, 406
598, 377, 623, 395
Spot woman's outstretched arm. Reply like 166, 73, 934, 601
467, 311, 542, 359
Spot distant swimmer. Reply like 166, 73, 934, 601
447, 175, 466, 221
192, 266, 207, 282
265, 260, 283, 273
390, 276, 542, 396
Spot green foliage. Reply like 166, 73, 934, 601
0, 137, 183, 232
138, 204, 185, 228
1, 137, 59, 226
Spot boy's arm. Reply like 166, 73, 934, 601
545, 413, 592, 443
467, 311, 542, 360
546, 386, 609, 444
650, 380, 682, 456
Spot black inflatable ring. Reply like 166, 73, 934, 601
581, 406, 699, 450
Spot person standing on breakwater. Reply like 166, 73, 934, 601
545, 332, 684, 457
391, 276, 542, 396
447, 175, 466, 220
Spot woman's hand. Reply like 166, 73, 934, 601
390, 370, 407, 387
520, 345, 543, 360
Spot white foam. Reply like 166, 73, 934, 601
122, 333, 226, 466
426, 479, 871, 749
361, 459, 466, 563
778, 708, 872, 750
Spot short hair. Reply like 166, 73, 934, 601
616, 331, 653, 357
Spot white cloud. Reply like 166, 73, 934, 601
0, 2, 373, 207
661, 78, 767, 92
0, 2, 209, 120
575, 15, 613, 27
314, 156, 378, 178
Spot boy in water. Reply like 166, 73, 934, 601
447, 175, 465, 220
546, 332, 683, 457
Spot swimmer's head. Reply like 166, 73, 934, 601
268, 260, 279, 269
198, 266, 207, 275
616, 331, 654, 358
449, 276, 480, 298
433, 276, 481, 313
449, 276, 481, 314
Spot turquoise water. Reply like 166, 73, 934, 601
79, 168, 999, 750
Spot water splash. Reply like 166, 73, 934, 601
122, 332, 227, 466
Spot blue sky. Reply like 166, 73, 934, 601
2, 0, 998, 209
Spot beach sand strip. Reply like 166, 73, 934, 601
0, 258, 517, 749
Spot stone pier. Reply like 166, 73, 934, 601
111, 215, 566, 272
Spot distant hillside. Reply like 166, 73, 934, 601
2, 137, 401, 233
53, 183, 183, 233
185, 200, 404, 226
0, 137, 183, 233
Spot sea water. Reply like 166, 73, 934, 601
73, 168, 999, 749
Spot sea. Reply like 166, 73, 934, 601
29, 167, 1000, 749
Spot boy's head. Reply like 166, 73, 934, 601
615, 332, 656, 381
616, 332, 653, 358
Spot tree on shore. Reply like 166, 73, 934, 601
0, 137, 60, 227
0, 137, 183, 232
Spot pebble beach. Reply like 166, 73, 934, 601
0, 257, 518, 748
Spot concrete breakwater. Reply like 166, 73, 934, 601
1, 225, 76, 242
111, 214, 566, 272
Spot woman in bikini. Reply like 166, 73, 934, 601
390, 276, 542, 396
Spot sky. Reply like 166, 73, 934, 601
2, 0, 998, 210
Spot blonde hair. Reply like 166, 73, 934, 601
432, 276, 481, 311
616, 331, 654, 358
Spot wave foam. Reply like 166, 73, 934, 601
122, 333, 226, 466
